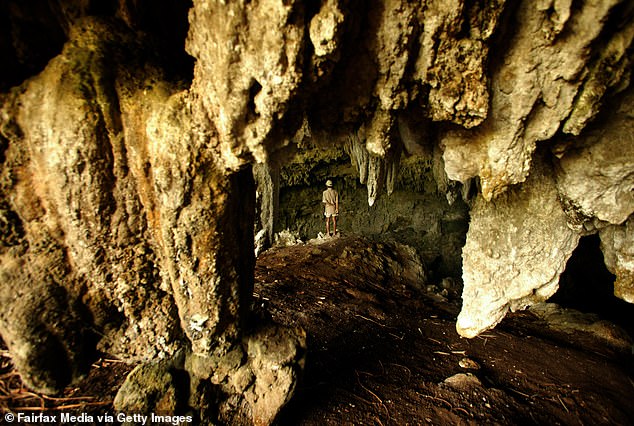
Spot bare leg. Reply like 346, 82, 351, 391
333, 216, 337, 235
325, 216, 330, 236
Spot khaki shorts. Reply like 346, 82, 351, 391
324, 204, 338, 217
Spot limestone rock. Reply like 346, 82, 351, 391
529, 302, 633, 353
114, 322, 305, 426
1, 0, 633, 418
0, 239, 94, 394
563, 14, 634, 135
369, 0, 418, 113
441, 372, 482, 389
442, 0, 629, 200
417, 0, 503, 128
553, 83, 634, 305
186, 0, 305, 168
555, 87, 634, 227
391, 242, 428, 289
457, 155, 580, 338
183, 323, 306, 426
0, 11, 261, 396
600, 216, 634, 303
458, 357, 481, 371
273, 229, 303, 248
254, 162, 281, 256
245, 324, 307, 426
1, 18, 182, 390
144, 89, 256, 356
113, 359, 181, 419
345, 129, 402, 206
309, 0, 345, 59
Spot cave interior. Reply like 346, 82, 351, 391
1, 0, 634, 424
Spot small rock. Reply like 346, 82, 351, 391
440, 277, 454, 289
458, 357, 480, 370
441, 373, 482, 389
274, 229, 303, 246
114, 360, 179, 420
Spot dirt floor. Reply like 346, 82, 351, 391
257, 235, 634, 426
1, 234, 633, 425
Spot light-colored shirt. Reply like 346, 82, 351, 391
322, 188, 339, 207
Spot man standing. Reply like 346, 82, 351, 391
322, 179, 339, 237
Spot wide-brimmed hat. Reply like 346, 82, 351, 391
326, 180, 333, 187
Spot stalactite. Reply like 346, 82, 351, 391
366, 154, 384, 206
345, 127, 403, 206
384, 140, 402, 196
1, 1, 633, 421
345, 130, 369, 185
253, 161, 280, 256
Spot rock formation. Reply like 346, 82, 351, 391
1, 0, 633, 423
1, 3, 306, 423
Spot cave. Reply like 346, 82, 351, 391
550, 234, 634, 336
1, 1, 633, 425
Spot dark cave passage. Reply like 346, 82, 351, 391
550, 234, 634, 336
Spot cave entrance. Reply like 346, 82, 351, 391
549, 234, 634, 336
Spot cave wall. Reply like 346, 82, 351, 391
1, 0, 634, 423
1, 1, 306, 423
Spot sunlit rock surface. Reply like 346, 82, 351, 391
1, 4, 302, 423
442, 0, 633, 200
2, 18, 183, 380
555, 88, 634, 227
1, 0, 634, 423
457, 155, 580, 337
